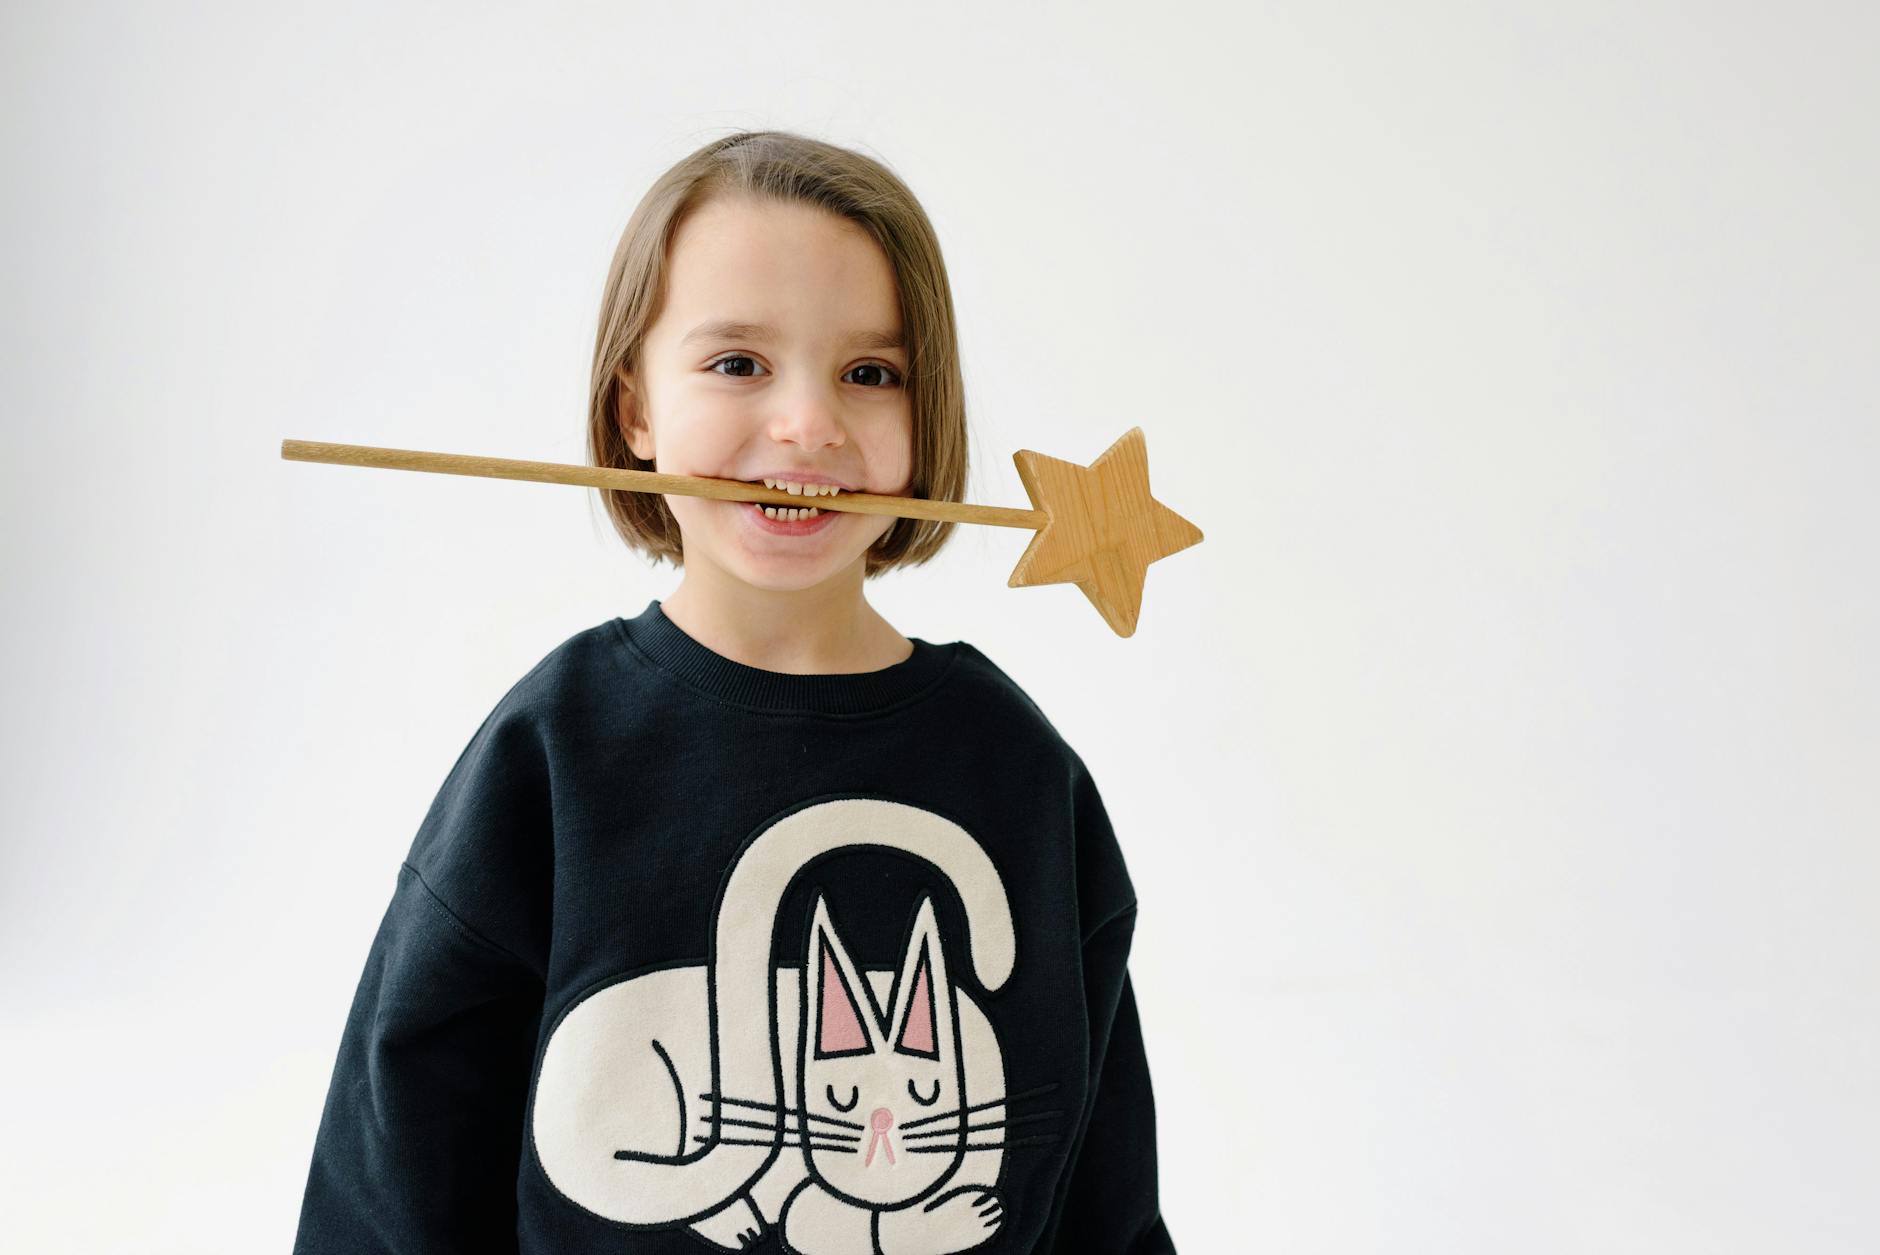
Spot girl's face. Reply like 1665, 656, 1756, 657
620, 195, 914, 594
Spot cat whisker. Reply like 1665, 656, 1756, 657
900, 1110, 1062, 1141
690, 1133, 857, 1153
904, 1133, 1061, 1153
695, 1091, 867, 1131
899, 1082, 1062, 1131
698, 1113, 786, 1135
700, 1111, 862, 1142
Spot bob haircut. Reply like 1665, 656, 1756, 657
586, 129, 969, 577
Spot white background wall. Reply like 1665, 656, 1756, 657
4, 2, 1876, 1250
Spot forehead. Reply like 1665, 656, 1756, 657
658, 196, 903, 343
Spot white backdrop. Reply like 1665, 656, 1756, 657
4, 2, 1876, 1251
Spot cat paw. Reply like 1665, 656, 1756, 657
686, 1194, 769, 1250
904, 1184, 1003, 1253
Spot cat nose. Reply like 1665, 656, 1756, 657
862, 1106, 899, 1169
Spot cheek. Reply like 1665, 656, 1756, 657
867, 416, 917, 494
643, 378, 751, 460
664, 494, 723, 538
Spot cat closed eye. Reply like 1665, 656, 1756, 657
826, 1084, 860, 1112
908, 1077, 941, 1106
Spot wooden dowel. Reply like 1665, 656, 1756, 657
280, 439, 1045, 530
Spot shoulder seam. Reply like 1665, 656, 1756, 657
400, 861, 537, 973
1080, 900, 1140, 948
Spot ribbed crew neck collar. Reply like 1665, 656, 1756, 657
614, 599, 957, 716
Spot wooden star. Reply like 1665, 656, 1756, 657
1006, 426, 1204, 637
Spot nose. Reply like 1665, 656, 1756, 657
870, 1107, 894, 1132
768, 384, 846, 452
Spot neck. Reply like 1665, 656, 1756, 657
658, 568, 911, 675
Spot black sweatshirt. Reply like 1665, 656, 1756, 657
293, 599, 1175, 1254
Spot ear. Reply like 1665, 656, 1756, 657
810, 896, 883, 1058
889, 897, 952, 1060
614, 365, 655, 461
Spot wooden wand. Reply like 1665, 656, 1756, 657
280, 426, 1202, 637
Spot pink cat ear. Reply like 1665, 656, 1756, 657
895, 940, 937, 1057
817, 933, 870, 1055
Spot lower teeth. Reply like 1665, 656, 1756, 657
759, 504, 819, 521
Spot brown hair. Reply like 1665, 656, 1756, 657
586, 130, 969, 576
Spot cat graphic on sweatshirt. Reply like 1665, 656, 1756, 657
529, 795, 1060, 1253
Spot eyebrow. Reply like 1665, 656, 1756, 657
680, 319, 904, 352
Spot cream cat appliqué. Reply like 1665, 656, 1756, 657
529, 796, 1062, 1253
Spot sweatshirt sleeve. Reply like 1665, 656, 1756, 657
292, 703, 551, 1255
1042, 761, 1178, 1253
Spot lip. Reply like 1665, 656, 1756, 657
733, 497, 841, 537
736, 470, 861, 492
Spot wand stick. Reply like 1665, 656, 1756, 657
281, 426, 1201, 637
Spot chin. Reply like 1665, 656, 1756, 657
718, 530, 891, 593
717, 545, 854, 591
729, 569, 835, 593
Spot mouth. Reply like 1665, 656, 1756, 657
733, 496, 840, 536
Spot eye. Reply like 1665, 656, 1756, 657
707, 354, 766, 379
844, 362, 903, 388
826, 1084, 860, 1112
907, 1077, 941, 1106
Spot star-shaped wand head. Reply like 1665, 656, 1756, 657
1006, 426, 1204, 637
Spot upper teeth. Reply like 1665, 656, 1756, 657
762, 478, 843, 496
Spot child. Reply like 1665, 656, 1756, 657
293, 130, 1175, 1254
